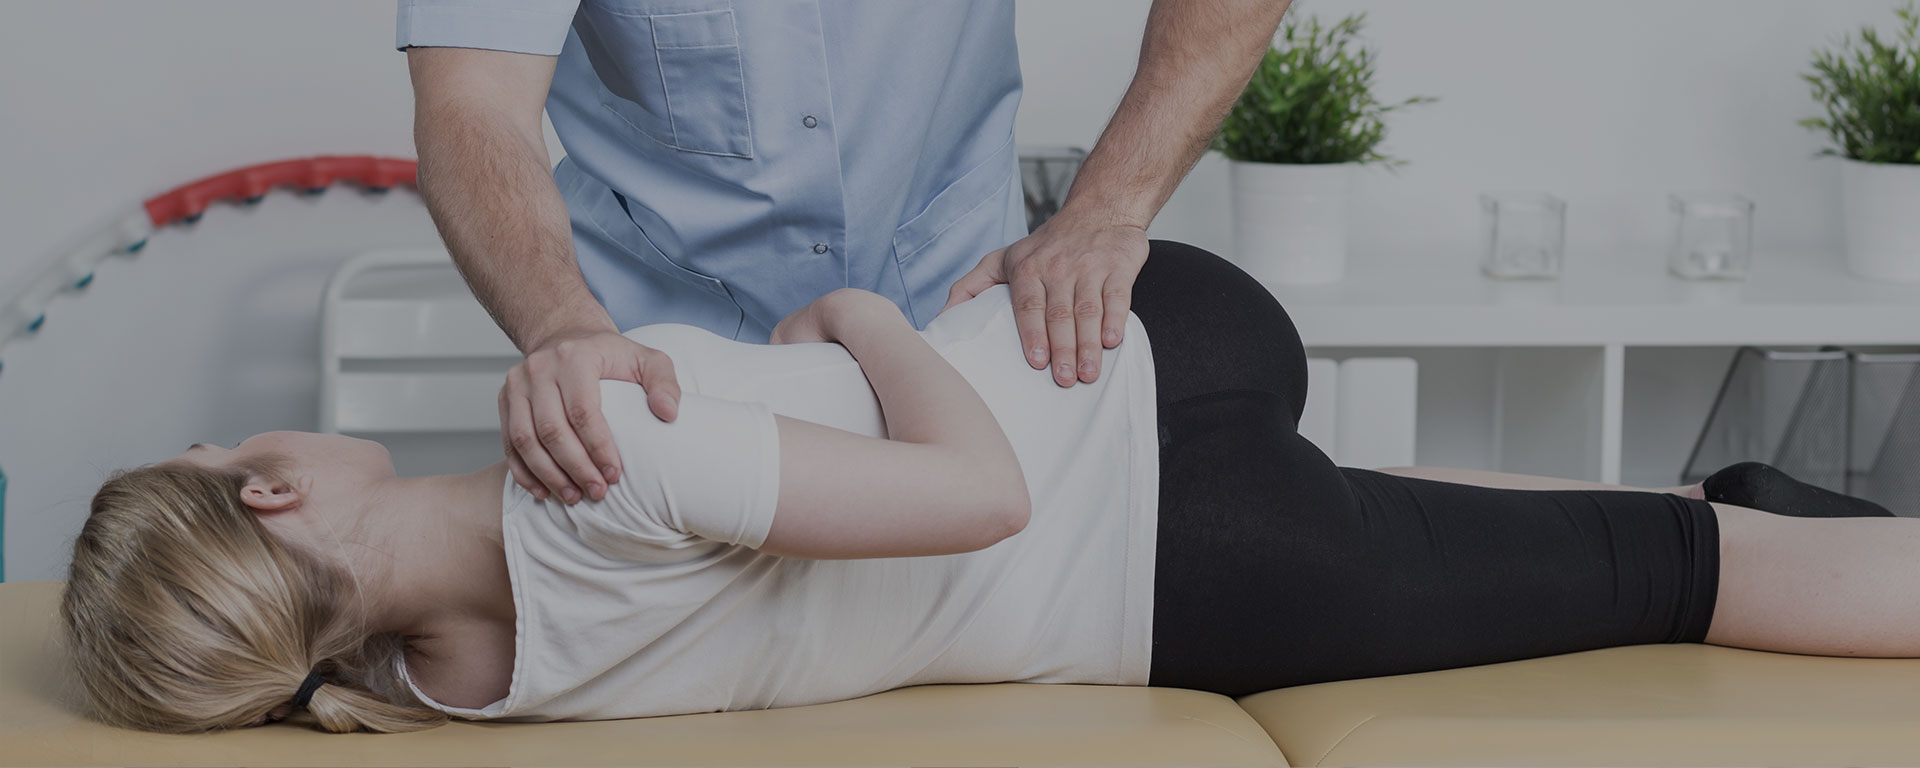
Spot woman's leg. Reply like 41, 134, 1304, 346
1133, 240, 1917, 697
1380, 465, 1895, 518
1149, 393, 1730, 696
1709, 506, 1920, 656
1376, 466, 1699, 496
1386, 469, 1920, 655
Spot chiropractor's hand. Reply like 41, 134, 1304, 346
943, 208, 1149, 386
500, 330, 681, 505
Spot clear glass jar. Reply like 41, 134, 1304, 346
1480, 192, 1566, 279
1668, 193, 1754, 280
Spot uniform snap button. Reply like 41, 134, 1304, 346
812, 243, 830, 254
802, 115, 819, 128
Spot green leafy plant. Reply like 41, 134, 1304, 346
1213, 12, 1435, 165
1800, 3, 1920, 164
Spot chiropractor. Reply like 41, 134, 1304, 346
400, 0, 1292, 505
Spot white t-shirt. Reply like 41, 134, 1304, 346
400, 285, 1160, 721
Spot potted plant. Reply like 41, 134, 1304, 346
1214, 11, 1433, 284
1801, 3, 1920, 281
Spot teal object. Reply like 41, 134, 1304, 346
0, 464, 7, 582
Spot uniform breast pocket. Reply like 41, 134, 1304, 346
575, 1, 754, 158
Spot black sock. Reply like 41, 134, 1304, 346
1701, 461, 1894, 518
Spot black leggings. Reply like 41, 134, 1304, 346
1136, 240, 1721, 696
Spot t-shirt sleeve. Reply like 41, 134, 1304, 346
395, 0, 580, 56
567, 380, 782, 558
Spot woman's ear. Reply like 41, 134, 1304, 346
239, 474, 302, 513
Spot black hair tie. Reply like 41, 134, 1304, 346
290, 671, 326, 709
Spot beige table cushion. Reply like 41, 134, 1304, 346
2, 581, 1284, 767
1238, 643, 1920, 766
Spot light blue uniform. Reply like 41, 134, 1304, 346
398, 0, 1029, 341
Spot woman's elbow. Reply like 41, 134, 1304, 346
953, 456, 1029, 549
994, 485, 1032, 541
964, 478, 1030, 550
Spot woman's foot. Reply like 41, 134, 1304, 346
1701, 461, 1894, 518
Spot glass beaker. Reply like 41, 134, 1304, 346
1668, 193, 1754, 280
1480, 192, 1566, 279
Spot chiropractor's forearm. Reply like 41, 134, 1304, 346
412, 60, 614, 352
1064, 0, 1293, 227
416, 106, 612, 351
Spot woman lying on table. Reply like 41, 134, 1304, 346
62, 241, 1910, 733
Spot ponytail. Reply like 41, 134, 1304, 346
61, 460, 449, 733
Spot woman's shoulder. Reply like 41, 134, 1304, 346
621, 321, 731, 352
398, 614, 517, 714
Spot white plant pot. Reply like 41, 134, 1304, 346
1228, 160, 1354, 284
1841, 158, 1920, 282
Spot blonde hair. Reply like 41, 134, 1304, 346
60, 458, 448, 733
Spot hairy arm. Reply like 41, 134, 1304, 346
408, 46, 609, 350
1064, 0, 1294, 228
758, 290, 1031, 559
409, 46, 683, 506
945, 0, 1293, 387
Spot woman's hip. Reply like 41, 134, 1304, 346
1129, 240, 1311, 424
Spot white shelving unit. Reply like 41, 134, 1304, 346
325, 247, 1920, 491
1270, 249, 1920, 488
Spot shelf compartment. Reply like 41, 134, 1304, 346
1681, 347, 1850, 492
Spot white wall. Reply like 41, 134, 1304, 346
0, 2, 439, 581
1016, 0, 1896, 263
0, 0, 1902, 580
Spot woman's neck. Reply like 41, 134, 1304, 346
339, 462, 514, 639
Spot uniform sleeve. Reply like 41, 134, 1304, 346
396, 0, 581, 56
567, 381, 783, 558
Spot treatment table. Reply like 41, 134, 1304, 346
5, 580, 1918, 766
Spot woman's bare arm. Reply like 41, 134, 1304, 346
758, 290, 1031, 559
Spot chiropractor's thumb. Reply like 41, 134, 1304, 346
943, 248, 1007, 313
622, 340, 682, 423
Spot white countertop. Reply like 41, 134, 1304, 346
1269, 250, 1920, 347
